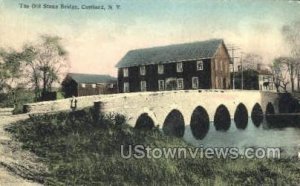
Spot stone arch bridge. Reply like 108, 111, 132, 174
95, 90, 280, 139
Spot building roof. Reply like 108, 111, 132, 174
66, 73, 117, 84
116, 39, 225, 68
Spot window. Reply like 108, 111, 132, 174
197, 60, 203, 71
192, 77, 199, 89
177, 78, 184, 90
177, 62, 183, 73
140, 81, 147, 92
92, 84, 96, 88
123, 82, 129, 93
109, 84, 114, 88
158, 64, 164, 74
158, 80, 165, 91
81, 83, 86, 88
219, 60, 223, 72
140, 66, 146, 76
123, 68, 129, 77
215, 60, 218, 71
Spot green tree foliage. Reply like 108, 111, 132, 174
23, 35, 69, 100
0, 49, 28, 108
0, 49, 24, 92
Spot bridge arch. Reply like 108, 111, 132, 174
190, 106, 210, 140
135, 113, 155, 130
266, 102, 275, 114
234, 103, 248, 130
214, 104, 231, 131
265, 102, 275, 123
251, 103, 264, 127
163, 109, 185, 137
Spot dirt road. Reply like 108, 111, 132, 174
0, 114, 45, 185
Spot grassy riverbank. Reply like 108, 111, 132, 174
6, 109, 300, 185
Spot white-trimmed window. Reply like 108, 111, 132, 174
92, 84, 96, 88
177, 78, 184, 90
192, 77, 199, 89
123, 68, 129, 77
197, 60, 203, 71
81, 83, 86, 88
158, 64, 164, 74
158, 80, 165, 91
177, 62, 183, 73
123, 82, 129, 93
140, 66, 146, 76
140, 81, 147, 92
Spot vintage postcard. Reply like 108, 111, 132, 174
0, 0, 300, 185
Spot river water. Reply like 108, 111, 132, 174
184, 118, 300, 157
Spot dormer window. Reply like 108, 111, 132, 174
123, 68, 129, 77
197, 60, 203, 71
158, 64, 164, 74
140, 66, 146, 76
177, 62, 183, 73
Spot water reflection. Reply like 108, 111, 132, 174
163, 109, 185, 137
251, 103, 263, 127
214, 105, 231, 131
234, 103, 248, 129
184, 116, 300, 156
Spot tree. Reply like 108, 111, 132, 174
23, 35, 69, 100
241, 53, 263, 71
282, 21, 300, 92
0, 48, 27, 107
231, 69, 258, 90
272, 57, 291, 92
0, 49, 24, 92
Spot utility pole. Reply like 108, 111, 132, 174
227, 44, 240, 90
241, 52, 244, 90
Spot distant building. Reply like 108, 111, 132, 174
61, 73, 117, 97
258, 70, 274, 91
236, 63, 275, 91
116, 39, 231, 93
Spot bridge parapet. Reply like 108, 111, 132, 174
93, 89, 280, 128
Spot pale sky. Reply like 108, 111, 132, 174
1, 0, 300, 76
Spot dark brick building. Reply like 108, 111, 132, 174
61, 73, 117, 97
116, 39, 231, 93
